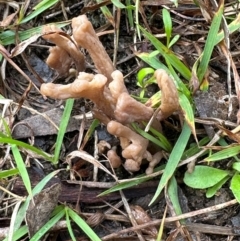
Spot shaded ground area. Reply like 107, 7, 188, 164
1, 0, 240, 240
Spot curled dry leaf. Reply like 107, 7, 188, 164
131, 205, 158, 238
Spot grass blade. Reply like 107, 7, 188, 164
139, 25, 191, 80
149, 121, 191, 205
67, 207, 101, 241
162, 8, 172, 47
178, 92, 196, 140
0, 168, 19, 178
11, 144, 32, 197
30, 207, 65, 241
0, 137, 53, 161
204, 145, 240, 162
65, 207, 77, 241
20, 0, 60, 24
14, 170, 61, 232
53, 99, 74, 164
197, 1, 224, 82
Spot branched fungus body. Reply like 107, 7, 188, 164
40, 15, 180, 173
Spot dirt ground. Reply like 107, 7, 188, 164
1, 0, 240, 240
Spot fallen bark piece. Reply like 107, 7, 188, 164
12, 108, 84, 139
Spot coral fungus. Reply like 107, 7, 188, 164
40, 14, 180, 173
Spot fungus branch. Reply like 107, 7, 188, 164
40, 15, 180, 173
42, 25, 85, 74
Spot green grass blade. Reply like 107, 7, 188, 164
197, 2, 224, 82
125, 0, 134, 29
178, 92, 196, 139
149, 121, 191, 205
204, 145, 240, 162
67, 207, 101, 241
53, 99, 74, 164
0, 22, 69, 46
148, 126, 173, 151
215, 13, 240, 45
11, 144, 32, 197
168, 177, 184, 223
0, 168, 19, 178
65, 207, 77, 241
14, 170, 61, 232
30, 208, 65, 241
96, 0, 114, 24
182, 136, 210, 159
2, 225, 28, 241
206, 176, 230, 198
132, 123, 172, 152
99, 164, 166, 196
8, 200, 23, 241
20, 0, 60, 24
0, 137, 53, 161
111, 0, 126, 8
81, 119, 100, 149
162, 8, 172, 47
139, 25, 191, 80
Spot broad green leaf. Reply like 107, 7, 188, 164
53, 99, 74, 164
204, 145, 240, 162
184, 166, 229, 189
206, 176, 230, 198
233, 162, 240, 172
11, 144, 32, 197
230, 173, 240, 203
67, 207, 101, 241
197, 1, 224, 82
149, 121, 191, 205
